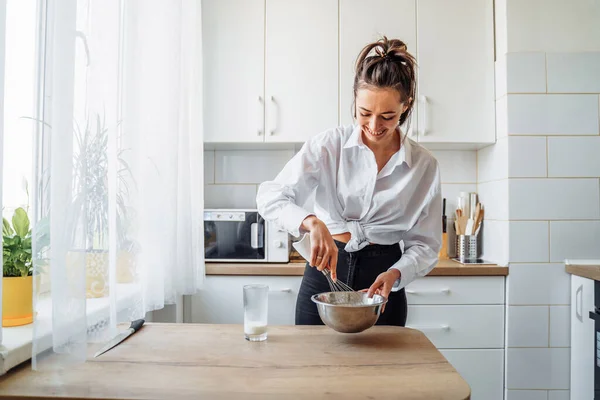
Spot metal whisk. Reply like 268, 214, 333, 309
321, 268, 354, 292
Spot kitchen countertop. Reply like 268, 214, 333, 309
206, 259, 508, 276
565, 259, 600, 281
0, 323, 471, 400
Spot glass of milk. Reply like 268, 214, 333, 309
243, 284, 269, 341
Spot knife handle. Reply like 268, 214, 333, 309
130, 319, 145, 332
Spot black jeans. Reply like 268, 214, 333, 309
295, 240, 408, 326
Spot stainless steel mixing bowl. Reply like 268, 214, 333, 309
311, 291, 388, 333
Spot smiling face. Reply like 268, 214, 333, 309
351, 37, 417, 149
355, 86, 408, 147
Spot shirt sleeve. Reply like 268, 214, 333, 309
256, 138, 322, 237
388, 166, 442, 291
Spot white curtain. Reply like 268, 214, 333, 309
32, 0, 204, 369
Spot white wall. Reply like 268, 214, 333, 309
494, 1, 600, 398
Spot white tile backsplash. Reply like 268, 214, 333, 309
506, 0, 600, 52
548, 137, 600, 177
430, 151, 477, 183
215, 150, 294, 184
506, 390, 548, 400
204, 151, 215, 184
478, 137, 509, 182
477, 179, 509, 220
507, 94, 600, 135
481, 220, 509, 266
507, 306, 549, 347
501, 6, 600, 395
205, 149, 477, 210
204, 184, 257, 209
549, 306, 570, 347
509, 179, 600, 220
548, 390, 570, 400
550, 221, 600, 262
509, 221, 549, 263
507, 52, 547, 93
506, 348, 570, 390
507, 264, 570, 306
547, 52, 600, 93
508, 136, 547, 178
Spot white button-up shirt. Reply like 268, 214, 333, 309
256, 124, 442, 290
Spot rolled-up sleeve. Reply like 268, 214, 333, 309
388, 169, 442, 291
256, 139, 321, 237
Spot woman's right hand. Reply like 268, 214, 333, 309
301, 216, 338, 281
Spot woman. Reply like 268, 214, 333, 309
256, 37, 442, 326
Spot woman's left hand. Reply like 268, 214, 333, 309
361, 269, 401, 313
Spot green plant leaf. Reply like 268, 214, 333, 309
14, 260, 25, 276
12, 207, 30, 237
3, 235, 17, 246
3, 217, 14, 236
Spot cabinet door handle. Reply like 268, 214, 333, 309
270, 96, 277, 135
576, 284, 583, 322
250, 223, 259, 249
418, 95, 428, 136
407, 324, 450, 332
406, 288, 450, 295
257, 96, 264, 136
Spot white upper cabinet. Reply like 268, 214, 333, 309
203, 0, 497, 146
416, 0, 495, 144
264, 0, 338, 142
202, 0, 265, 143
339, 0, 417, 137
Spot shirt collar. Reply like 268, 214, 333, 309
342, 125, 364, 149
397, 130, 412, 168
344, 125, 413, 168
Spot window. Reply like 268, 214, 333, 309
2, 0, 37, 216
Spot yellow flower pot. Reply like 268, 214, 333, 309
2, 275, 33, 327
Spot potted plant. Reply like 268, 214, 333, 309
66, 114, 136, 298
2, 207, 34, 327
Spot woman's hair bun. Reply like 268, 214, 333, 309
353, 36, 417, 127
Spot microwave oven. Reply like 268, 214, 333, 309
203, 209, 289, 263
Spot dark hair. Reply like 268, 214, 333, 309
353, 36, 417, 128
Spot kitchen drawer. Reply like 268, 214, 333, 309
185, 276, 302, 325
405, 276, 505, 305
440, 349, 504, 400
406, 305, 504, 348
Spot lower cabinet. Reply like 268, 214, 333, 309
185, 275, 302, 325
406, 305, 504, 348
440, 349, 504, 400
570, 274, 595, 400
187, 274, 506, 400
405, 276, 506, 400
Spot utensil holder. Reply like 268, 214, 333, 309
456, 235, 479, 261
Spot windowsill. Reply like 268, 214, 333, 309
0, 283, 141, 376
0, 324, 33, 375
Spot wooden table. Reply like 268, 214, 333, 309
0, 324, 471, 400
